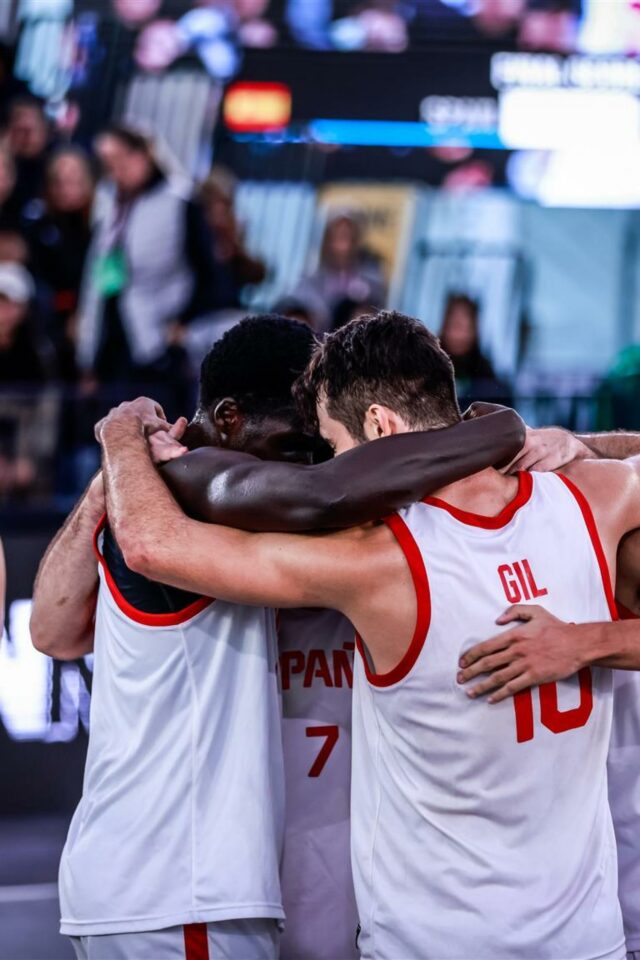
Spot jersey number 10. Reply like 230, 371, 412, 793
513, 668, 593, 743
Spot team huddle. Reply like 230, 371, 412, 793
30, 310, 640, 960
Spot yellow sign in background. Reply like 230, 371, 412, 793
317, 183, 418, 300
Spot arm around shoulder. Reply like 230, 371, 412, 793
30, 474, 104, 660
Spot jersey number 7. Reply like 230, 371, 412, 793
306, 725, 339, 777
513, 667, 593, 743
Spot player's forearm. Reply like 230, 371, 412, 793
576, 619, 640, 670
101, 415, 198, 581
101, 416, 270, 600
31, 476, 104, 660
577, 432, 640, 460
160, 408, 525, 532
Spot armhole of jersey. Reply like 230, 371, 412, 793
92, 513, 214, 627
557, 473, 619, 621
617, 601, 638, 621
355, 511, 431, 688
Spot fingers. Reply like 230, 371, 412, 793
144, 418, 172, 437
168, 417, 188, 440
457, 647, 518, 684
486, 674, 535, 704
148, 432, 187, 464
465, 662, 526, 700
509, 448, 546, 473
459, 632, 516, 668
531, 454, 566, 472
495, 604, 538, 625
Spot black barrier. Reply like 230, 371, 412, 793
0, 523, 88, 816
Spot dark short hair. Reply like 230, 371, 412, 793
443, 293, 479, 324
199, 314, 318, 417
294, 310, 460, 440
99, 122, 154, 155
8, 95, 47, 121
96, 122, 172, 180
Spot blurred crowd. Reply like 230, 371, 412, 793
0, 102, 263, 504
0, 98, 508, 507
123, 0, 584, 62
11, 0, 629, 108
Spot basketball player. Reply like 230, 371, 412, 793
98, 310, 640, 960
32, 314, 523, 960
148, 399, 522, 960
456, 425, 640, 960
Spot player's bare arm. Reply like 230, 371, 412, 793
100, 406, 415, 675
158, 405, 525, 532
457, 601, 640, 703
30, 472, 105, 660
508, 423, 640, 603
507, 424, 640, 474
457, 455, 640, 701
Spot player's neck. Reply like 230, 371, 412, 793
429, 467, 521, 516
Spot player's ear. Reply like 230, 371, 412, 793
363, 404, 398, 440
213, 398, 243, 445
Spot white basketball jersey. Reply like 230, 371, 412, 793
59, 522, 285, 936
609, 603, 640, 952
278, 608, 359, 960
352, 471, 625, 960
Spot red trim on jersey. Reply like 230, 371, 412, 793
558, 474, 618, 621
355, 512, 431, 687
93, 515, 213, 627
183, 923, 210, 960
423, 471, 533, 529
617, 601, 638, 620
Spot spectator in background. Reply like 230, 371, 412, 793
272, 296, 316, 328
26, 147, 95, 381
77, 123, 217, 418
0, 145, 22, 232
200, 166, 266, 309
330, 0, 409, 50
0, 263, 57, 500
439, 293, 510, 403
292, 208, 386, 333
0, 264, 50, 383
0, 229, 29, 267
518, 0, 578, 51
6, 98, 53, 216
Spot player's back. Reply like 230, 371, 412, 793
59, 520, 284, 937
278, 608, 358, 960
352, 470, 624, 960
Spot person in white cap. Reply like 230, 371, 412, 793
0, 262, 42, 375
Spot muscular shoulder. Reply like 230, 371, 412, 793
561, 457, 640, 500
560, 458, 640, 537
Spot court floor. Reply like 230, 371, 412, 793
0, 815, 73, 960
